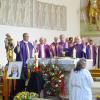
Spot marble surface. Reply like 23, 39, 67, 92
27, 57, 93, 71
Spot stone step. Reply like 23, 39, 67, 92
92, 82, 100, 96
93, 77, 100, 81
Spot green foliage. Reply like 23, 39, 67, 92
40, 63, 64, 96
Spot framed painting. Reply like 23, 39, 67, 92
7, 61, 22, 79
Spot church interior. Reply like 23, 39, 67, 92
0, 0, 100, 100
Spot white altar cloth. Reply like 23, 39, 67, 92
27, 57, 93, 70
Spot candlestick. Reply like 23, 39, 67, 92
34, 52, 39, 72
73, 48, 76, 58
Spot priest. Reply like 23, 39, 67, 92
58, 34, 68, 57
14, 33, 34, 93
73, 37, 90, 58
50, 37, 59, 57
87, 39, 97, 66
14, 33, 33, 77
66, 37, 74, 57
37, 37, 51, 58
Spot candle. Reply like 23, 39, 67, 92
35, 52, 38, 67
32, 48, 35, 58
73, 48, 76, 58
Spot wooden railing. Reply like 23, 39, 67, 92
1, 68, 15, 100
90, 69, 100, 81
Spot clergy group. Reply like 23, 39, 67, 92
13, 32, 97, 83
14, 33, 97, 68
3, 32, 98, 100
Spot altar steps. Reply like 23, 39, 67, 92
90, 69, 100, 81
90, 69, 100, 73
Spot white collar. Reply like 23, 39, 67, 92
40, 44, 44, 46
23, 41, 28, 44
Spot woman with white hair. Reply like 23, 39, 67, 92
69, 58, 94, 100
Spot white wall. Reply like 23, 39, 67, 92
0, 0, 80, 66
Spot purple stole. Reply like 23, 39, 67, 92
37, 44, 51, 58
98, 46, 100, 68
74, 43, 84, 58
58, 41, 67, 57
18, 40, 33, 78
68, 42, 74, 48
50, 42, 59, 57
19, 40, 33, 66
37, 44, 45, 58
88, 45, 97, 66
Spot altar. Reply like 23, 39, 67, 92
27, 57, 93, 71
27, 57, 93, 97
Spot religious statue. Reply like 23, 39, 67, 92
80, 0, 89, 24
4, 33, 14, 63
89, 0, 100, 30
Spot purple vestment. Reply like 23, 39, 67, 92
87, 45, 97, 66
37, 44, 51, 58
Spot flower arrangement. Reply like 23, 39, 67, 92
40, 63, 64, 96
14, 91, 39, 100
27, 58, 64, 96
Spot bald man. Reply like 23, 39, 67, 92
37, 37, 51, 58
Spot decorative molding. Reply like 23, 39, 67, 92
0, 0, 67, 30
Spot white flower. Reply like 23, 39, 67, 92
52, 64, 55, 68
60, 74, 64, 78
59, 80, 61, 82
55, 84, 58, 87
